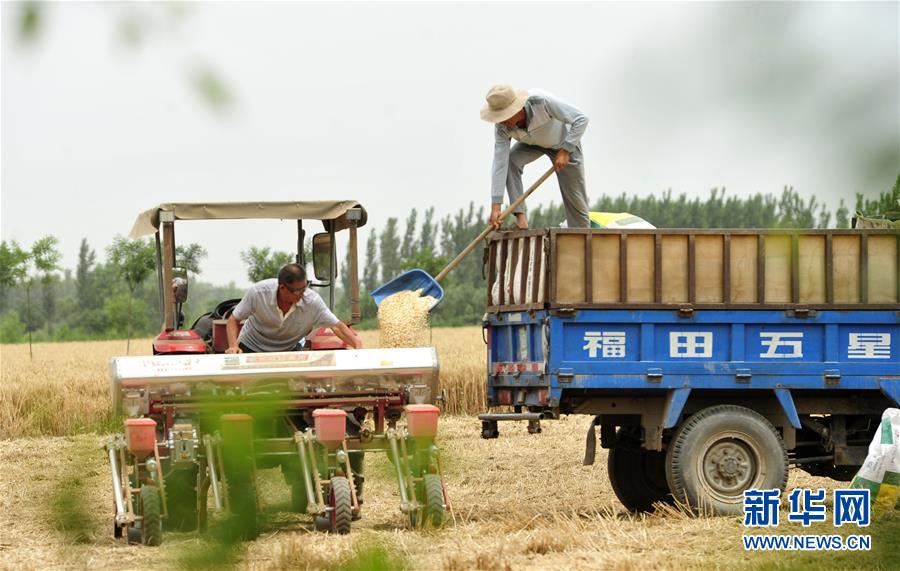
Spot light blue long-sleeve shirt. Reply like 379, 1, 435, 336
490, 89, 589, 203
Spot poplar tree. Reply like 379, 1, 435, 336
75, 238, 97, 308
419, 207, 436, 254
362, 232, 379, 293
400, 209, 418, 261
379, 218, 401, 284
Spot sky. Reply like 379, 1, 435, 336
2, 1, 898, 287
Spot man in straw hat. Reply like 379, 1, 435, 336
481, 85, 591, 229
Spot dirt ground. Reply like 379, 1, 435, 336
2, 415, 897, 570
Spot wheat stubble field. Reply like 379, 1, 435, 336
1, 328, 896, 570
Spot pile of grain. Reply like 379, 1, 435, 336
377, 290, 437, 348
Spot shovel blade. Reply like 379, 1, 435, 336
371, 269, 444, 309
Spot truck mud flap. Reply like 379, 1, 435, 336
583, 416, 600, 466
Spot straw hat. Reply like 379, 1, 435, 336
480, 84, 528, 123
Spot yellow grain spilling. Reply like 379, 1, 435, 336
377, 290, 437, 348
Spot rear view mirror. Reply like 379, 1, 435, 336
312, 233, 332, 281
172, 267, 189, 303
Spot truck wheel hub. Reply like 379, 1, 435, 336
703, 440, 753, 492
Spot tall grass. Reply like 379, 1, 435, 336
0, 327, 487, 438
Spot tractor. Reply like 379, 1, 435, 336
105, 202, 450, 544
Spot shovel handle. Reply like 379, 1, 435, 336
434, 166, 556, 283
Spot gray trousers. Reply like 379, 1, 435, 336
506, 142, 591, 228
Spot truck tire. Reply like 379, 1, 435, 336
666, 405, 787, 515
608, 444, 672, 512
329, 477, 352, 534
164, 467, 199, 531
141, 485, 162, 546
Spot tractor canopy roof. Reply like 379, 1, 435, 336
129, 201, 367, 238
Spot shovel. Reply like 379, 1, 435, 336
371, 166, 556, 309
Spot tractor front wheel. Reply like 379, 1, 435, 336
329, 477, 352, 534
422, 474, 445, 529
141, 485, 162, 546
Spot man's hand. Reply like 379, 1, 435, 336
225, 314, 242, 354
333, 322, 363, 349
489, 203, 503, 230
554, 149, 570, 172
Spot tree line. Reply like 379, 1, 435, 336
339, 182, 898, 327
1, 180, 897, 344
0, 230, 334, 348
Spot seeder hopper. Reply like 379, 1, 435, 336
106, 347, 450, 543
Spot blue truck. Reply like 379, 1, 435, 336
479, 228, 899, 515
